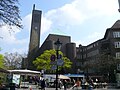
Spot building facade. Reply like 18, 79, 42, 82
37, 34, 77, 73
22, 6, 120, 76
77, 20, 120, 80
22, 5, 42, 69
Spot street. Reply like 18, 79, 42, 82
16, 88, 120, 90
16, 85, 120, 90
10, 82, 120, 90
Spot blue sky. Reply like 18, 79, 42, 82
0, 0, 120, 54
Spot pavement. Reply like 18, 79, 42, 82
15, 86, 120, 90
10, 82, 120, 90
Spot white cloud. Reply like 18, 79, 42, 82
41, 16, 52, 34
43, 0, 118, 32
0, 25, 20, 44
74, 32, 104, 46
21, 0, 119, 37
11, 47, 28, 54
0, 0, 119, 54
86, 0, 118, 16
22, 14, 32, 32
45, 2, 86, 28
87, 32, 103, 39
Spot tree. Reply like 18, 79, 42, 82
0, 0, 22, 28
96, 54, 120, 83
4, 52, 23, 69
96, 54, 117, 74
0, 54, 5, 68
33, 49, 72, 73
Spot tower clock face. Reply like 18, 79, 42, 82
34, 26, 38, 30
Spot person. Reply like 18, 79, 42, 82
59, 79, 63, 89
88, 78, 94, 90
63, 80, 67, 90
75, 79, 81, 89
0, 77, 3, 90
41, 79, 46, 90
70, 78, 81, 90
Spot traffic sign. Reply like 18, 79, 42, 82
51, 65, 57, 70
50, 61, 56, 65
50, 54, 56, 61
57, 59, 64, 66
58, 54, 62, 59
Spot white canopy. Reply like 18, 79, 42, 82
59, 75, 70, 80
44, 74, 70, 80
8, 69, 41, 75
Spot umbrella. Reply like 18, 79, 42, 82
58, 75, 70, 80
8, 69, 41, 75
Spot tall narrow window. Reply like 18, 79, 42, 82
116, 52, 120, 59
114, 42, 120, 48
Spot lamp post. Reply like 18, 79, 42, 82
54, 38, 62, 90
118, 0, 120, 12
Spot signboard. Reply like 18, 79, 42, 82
57, 59, 64, 66
50, 55, 56, 61
50, 55, 56, 65
51, 65, 57, 70
50, 61, 56, 65
12, 74, 20, 85
58, 54, 62, 59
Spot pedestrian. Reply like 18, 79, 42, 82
59, 79, 63, 89
63, 80, 67, 90
41, 79, 46, 90
70, 78, 81, 90
88, 78, 94, 90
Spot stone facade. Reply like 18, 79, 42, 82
78, 20, 120, 75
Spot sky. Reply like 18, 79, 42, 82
0, 0, 120, 55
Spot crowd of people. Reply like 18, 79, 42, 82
27, 75, 108, 90
0, 74, 109, 90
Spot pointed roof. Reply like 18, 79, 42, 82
111, 20, 120, 28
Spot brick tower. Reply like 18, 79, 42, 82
27, 5, 42, 69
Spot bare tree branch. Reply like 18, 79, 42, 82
0, 0, 22, 29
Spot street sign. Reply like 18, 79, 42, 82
50, 54, 56, 65
51, 65, 57, 70
58, 54, 62, 59
57, 59, 64, 66
50, 54, 56, 61
50, 61, 56, 65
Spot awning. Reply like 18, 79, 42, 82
64, 74, 84, 78
8, 69, 41, 75
58, 75, 70, 79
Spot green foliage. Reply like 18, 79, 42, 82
90, 54, 118, 74
0, 54, 5, 68
33, 49, 72, 72
83, 53, 119, 75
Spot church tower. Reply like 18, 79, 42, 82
27, 5, 42, 69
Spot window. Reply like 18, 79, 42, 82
113, 32, 120, 38
114, 42, 120, 48
116, 52, 120, 59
